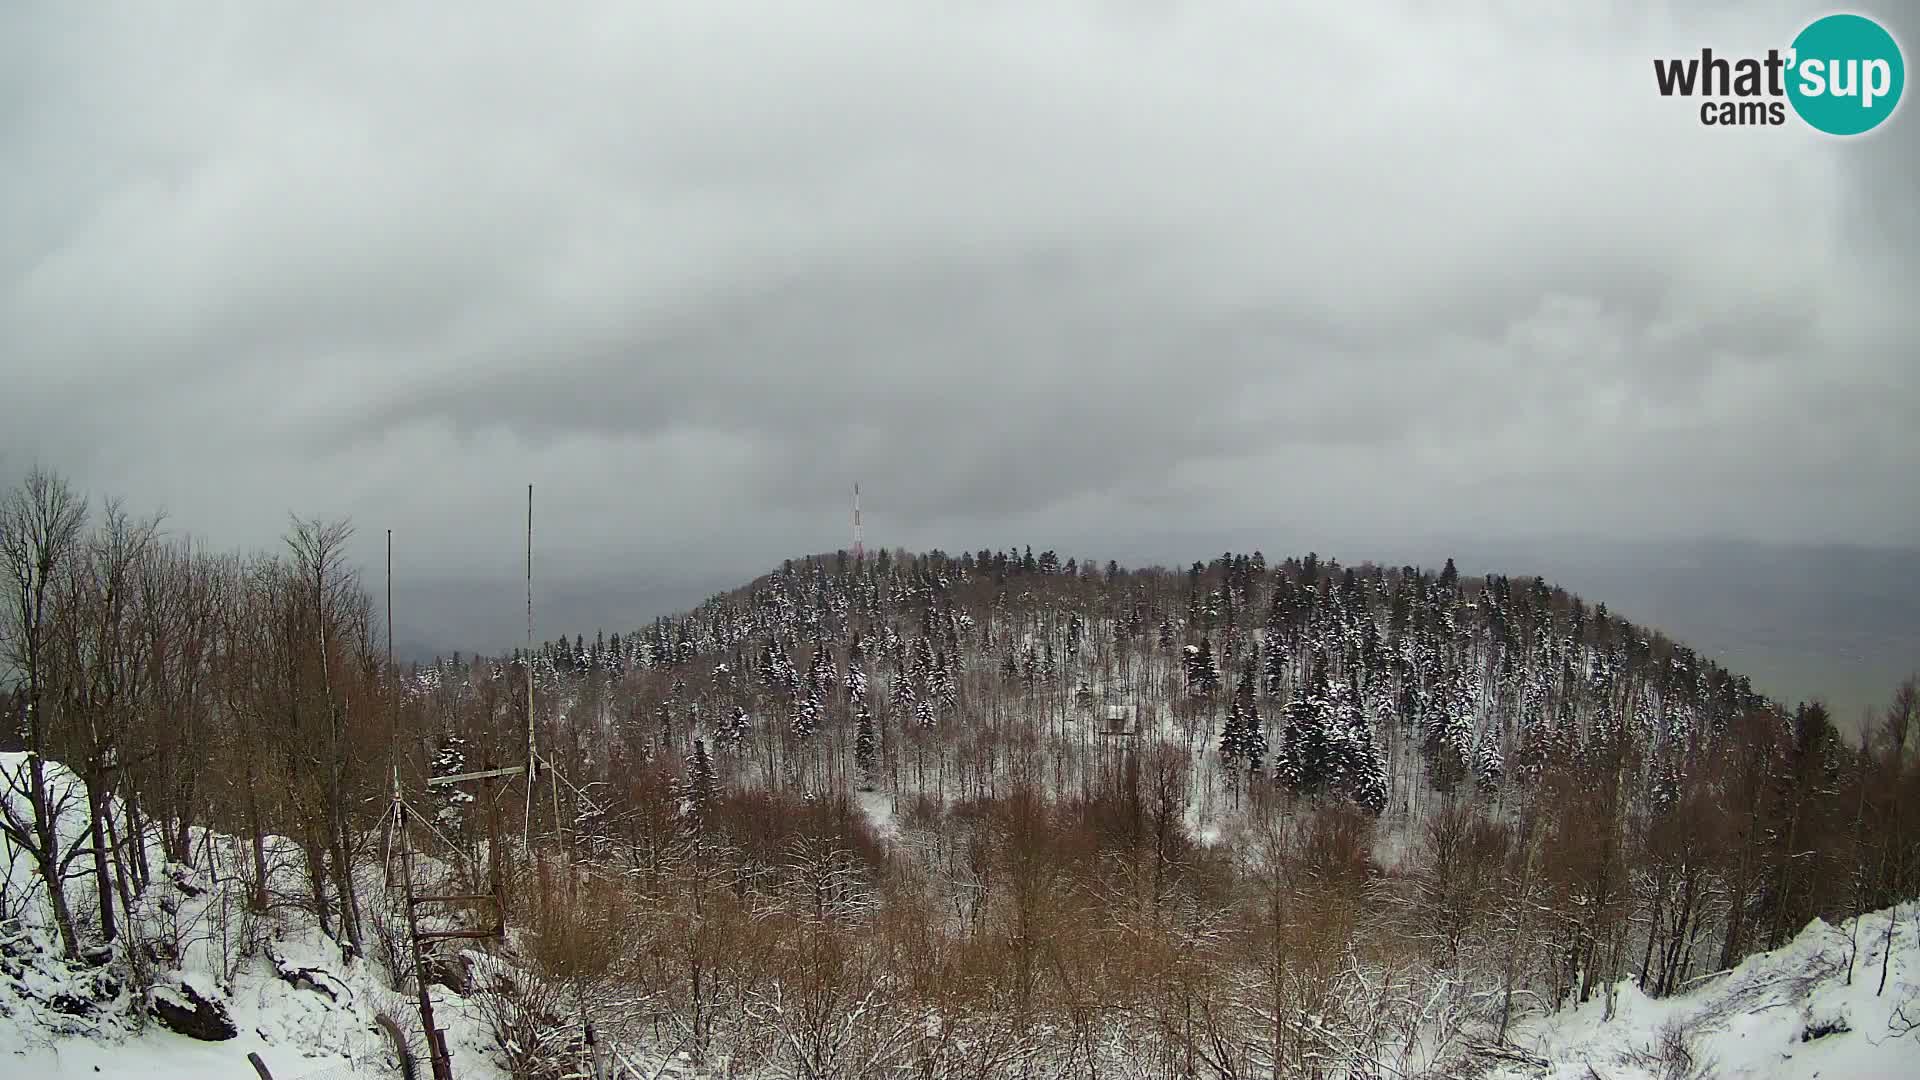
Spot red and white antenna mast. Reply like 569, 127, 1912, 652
852, 482, 865, 560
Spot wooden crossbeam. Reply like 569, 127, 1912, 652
427, 763, 528, 787
416, 928, 499, 942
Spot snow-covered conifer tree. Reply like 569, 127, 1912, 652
1329, 678, 1388, 812
719, 704, 751, 754
1186, 637, 1221, 697
1222, 664, 1266, 777
1277, 654, 1337, 797
683, 738, 719, 827
429, 733, 477, 833
854, 702, 878, 789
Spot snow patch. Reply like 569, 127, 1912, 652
1492, 902, 1920, 1080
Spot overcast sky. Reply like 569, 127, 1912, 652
3, 2, 1916, 660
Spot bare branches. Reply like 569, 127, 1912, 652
0, 467, 89, 956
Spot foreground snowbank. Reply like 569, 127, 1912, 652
1495, 902, 1920, 1080
2, 926, 502, 1079
6, 749, 1917, 1078
0, 751, 505, 1079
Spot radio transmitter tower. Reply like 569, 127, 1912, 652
852, 482, 865, 560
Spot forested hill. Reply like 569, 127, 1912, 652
434, 545, 1784, 827
402, 542, 1909, 998
476, 545, 1766, 780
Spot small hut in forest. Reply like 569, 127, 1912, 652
1093, 702, 1141, 739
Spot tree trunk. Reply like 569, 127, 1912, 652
87, 773, 119, 942
36, 843, 83, 958
27, 757, 83, 958
245, 762, 269, 911
1878, 904, 1897, 996
330, 804, 364, 957
123, 784, 152, 889
304, 821, 333, 939
104, 796, 139, 936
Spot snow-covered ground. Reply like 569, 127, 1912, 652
0, 750, 510, 1079
8, 746, 1919, 1079
5, 934, 501, 1079
1493, 903, 1920, 1080
855, 789, 900, 844
13, 897, 1917, 1079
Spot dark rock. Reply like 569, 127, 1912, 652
422, 951, 472, 995
167, 866, 206, 899
1802, 1014, 1851, 1041
143, 938, 179, 969
49, 991, 96, 1016
94, 971, 122, 1000
278, 964, 343, 1004
268, 945, 351, 1006
148, 981, 237, 1041
0, 923, 37, 959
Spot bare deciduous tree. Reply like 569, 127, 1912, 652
0, 468, 90, 957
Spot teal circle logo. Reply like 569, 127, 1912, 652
1787, 14, 1904, 135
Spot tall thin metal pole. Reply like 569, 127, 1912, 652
388, 529, 397, 803
526, 482, 533, 676
387, 529, 394, 676
852, 482, 864, 561
524, 485, 536, 856
529, 483, 566, 886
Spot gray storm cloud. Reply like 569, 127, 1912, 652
2, 1, 1916, 657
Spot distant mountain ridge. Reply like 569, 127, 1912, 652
398, 538, 1916, 733
1432, 538, 1920, 729
428, 546, 1792, 825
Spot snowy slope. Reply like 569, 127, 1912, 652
1494, 903, 1920, 1080
3, 939, 505, 1080
0, 751, 509, 1079
8, 745, 1919, 1080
